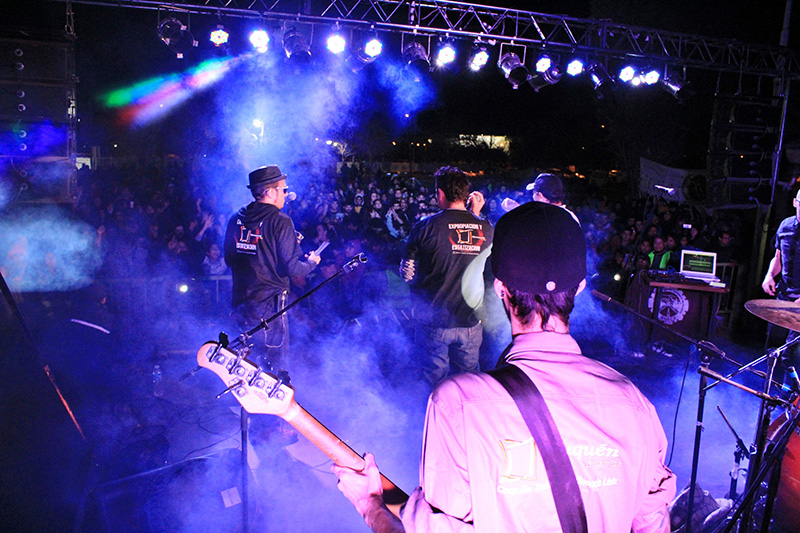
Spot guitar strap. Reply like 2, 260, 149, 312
488, 364, 588, 533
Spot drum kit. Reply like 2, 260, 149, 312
692, 299, 800, 533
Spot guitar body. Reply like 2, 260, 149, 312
196, 342, 407, 515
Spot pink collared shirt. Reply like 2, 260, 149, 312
402, 331, 675, 532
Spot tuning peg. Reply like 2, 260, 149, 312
215, 379, 243, 399
219, 332, 229, 348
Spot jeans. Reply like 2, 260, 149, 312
232, 291, 288, 370
418, 322, 483, 386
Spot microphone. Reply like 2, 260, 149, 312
286, 191, 297, 202
653, 184, 675, 195
343, 253, 367, 273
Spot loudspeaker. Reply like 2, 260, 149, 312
86, 448, 255, 533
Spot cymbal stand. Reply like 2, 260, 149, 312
714, 402, 800, 532
716, 406, 750, 500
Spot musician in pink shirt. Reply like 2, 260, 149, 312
334, 202, 675, 532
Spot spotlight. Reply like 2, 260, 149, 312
587, 62, 615, 97
249, 30, 269, 53
641, 68, 661, 85
535, 54, 553, 73
468, 44, 489, 71
618, 65, 637, 83
661, 74, 693, 102
566, 59, 584, 76
529, 62, 563, 91
209, 25, 229, 47
158, 17, 198, 59
364, 38, 383, 58
435, 42, 456, 67
497, 51, 528, 89
283, 28, 311, 62
327, 33, 347, 55
346, 35, 382, 72
403, 42, 431, 81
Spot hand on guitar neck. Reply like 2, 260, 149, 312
196, 341, 408, 526
333, 453, 405, 532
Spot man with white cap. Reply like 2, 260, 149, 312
333, 202, 674, 532
224, 165, 320, 366
502, 172, 579, 224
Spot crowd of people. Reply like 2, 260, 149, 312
58, 159, 745, 305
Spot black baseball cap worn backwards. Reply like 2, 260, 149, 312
492, 201, 586, 294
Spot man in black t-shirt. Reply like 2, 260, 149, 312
762, 188, 800, 389
401, 166, 493, 386
224, 165, 320, 367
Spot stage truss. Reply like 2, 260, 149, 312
62, 0, 800, 78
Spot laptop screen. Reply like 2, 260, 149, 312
680, 250, 717, 277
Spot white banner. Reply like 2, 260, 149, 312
639, 158, 688, 203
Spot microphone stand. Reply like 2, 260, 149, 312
229, 253, 367, 353
193, 253, 368, 533
591, 291, 788, 533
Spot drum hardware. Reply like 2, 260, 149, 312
717, 406, 751, 500
592, 292, 795, 533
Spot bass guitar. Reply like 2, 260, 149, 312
196, 341, 408, 516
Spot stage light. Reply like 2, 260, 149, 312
587, 62, 614, 95
250, 30, 269, 53
210, 26, 229, 47
642, 69, 661, 85
529, 62, 563, 91
364, 38, 383, 58
435, 43, 456, 67
403, 42, 431, 81
566, 59, 584, 76
158, 17, 198, 59
535, 54, 553, 73
283, 28, 311, 62
618, 65, 636, 83
497, 51, 528, 89
468, 45, 489, 71
346, 35, 382, 72
327, 33, 347, 55
661, 74, 693, 102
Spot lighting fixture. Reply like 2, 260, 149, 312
529, 62, 563, 91
209, 25, 229, 47
158, 17, 198, 59
364, 38, 382, 58
468, 45, 490, 71
641, 69, 661, 85
346, 35, 382, 72
661, 74, 693, 102
327, 33, 347, 55
566, 59, 584, 76
535, 54, 553, 73
435, 42, 456, 67
618, 66, 636, 83
587, 62, 615, 97
497, 51, 528, 89
283, 28, 311, 62
249, 30, 269, 53
403, 42, 431, 81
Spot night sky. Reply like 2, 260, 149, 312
3, 0, 799, 171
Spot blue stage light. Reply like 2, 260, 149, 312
435, 43, 456, 67
468, 46, 489, 71
566, 59, 584, 76
619, 66, 637, 83
327, 34, 346, 55
249, 30, 269, 53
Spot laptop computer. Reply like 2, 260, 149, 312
679, 250, 721, 282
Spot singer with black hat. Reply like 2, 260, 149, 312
224, 165, 320, 367
334, 202, 675, 532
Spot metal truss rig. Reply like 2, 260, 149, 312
65, 0, 799, 77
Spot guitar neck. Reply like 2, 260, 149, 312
281, 401, 409, 515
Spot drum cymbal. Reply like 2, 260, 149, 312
745, 299, 800, 332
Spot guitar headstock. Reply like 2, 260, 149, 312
196, 341, 295, 417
